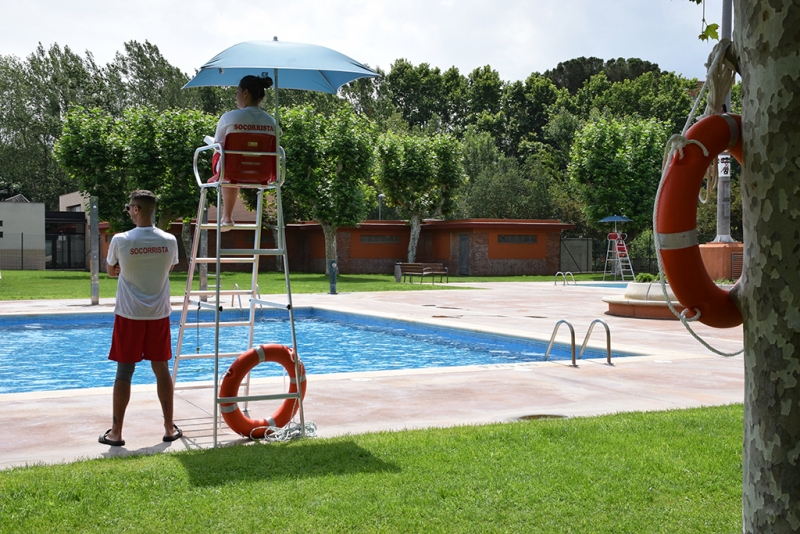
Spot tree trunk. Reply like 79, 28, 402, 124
407, 212, 422, 263
180, 221, 192, 274
320, 221, 338, 275
270, 225, 283, 272
734, 1, 800, 531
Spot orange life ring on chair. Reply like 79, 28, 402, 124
656, 113, 743, 329
219, 344, 306, 439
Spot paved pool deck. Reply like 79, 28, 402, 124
0, 282, 744, 470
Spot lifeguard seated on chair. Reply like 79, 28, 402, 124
209, 74, 277, 231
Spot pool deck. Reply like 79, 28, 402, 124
0, 282, 744, 470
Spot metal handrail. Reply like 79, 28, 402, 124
578, 319, 612, 364
544, 320, 576, 366
554, 271, 577, 286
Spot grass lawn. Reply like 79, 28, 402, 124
0, 405, 742, 533
0, 270, 608, 301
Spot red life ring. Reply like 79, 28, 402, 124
656, 113, 743, 329
219, 344, 307, 439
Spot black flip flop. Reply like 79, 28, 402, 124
98, 429, 125, 447
163, 424, 183, 442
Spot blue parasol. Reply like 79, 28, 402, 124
183, 39, 379, 93
598, 214, 632, 234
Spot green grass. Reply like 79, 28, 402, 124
0, 270, 608, 301
0, 405, 742, 533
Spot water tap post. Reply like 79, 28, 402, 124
328, 259, 338, 295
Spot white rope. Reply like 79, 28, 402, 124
251, 420, 318, 442
651, 40, 743, 358
698, 39, 737, 204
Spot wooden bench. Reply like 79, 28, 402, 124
397, 263, 449, 284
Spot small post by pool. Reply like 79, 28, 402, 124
328, 259, 338, 295
90, 196, 99, 305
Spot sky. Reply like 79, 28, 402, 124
2, 0, 727, 83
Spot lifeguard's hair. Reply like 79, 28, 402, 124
239, 74, 273, 103
129, 190, 157, 215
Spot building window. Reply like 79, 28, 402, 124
67, 204, 82, 212
0, 231, 3, 238
0, 220, 3, 226
498, 234, 537, 244
360, 235, 400, 244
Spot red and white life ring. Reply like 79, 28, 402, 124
219, 344, 306, 439
655, 113, 743, 329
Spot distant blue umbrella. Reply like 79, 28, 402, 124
598, 214, 632, 234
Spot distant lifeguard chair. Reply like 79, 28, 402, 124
603, 232, 635, 281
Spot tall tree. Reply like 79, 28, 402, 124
729, 1, 800, 530
55, 107, 128, 229
281, 105, 373, 271
376, 132, 464, 261
56, 106, 216, 235
385, 59, 468, 133
569, 115, 669, 235
105, 40, 192, 112
544, 56, 605, 94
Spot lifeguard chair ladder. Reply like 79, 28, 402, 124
603, 232, 635, 281
171, 133, 305, 446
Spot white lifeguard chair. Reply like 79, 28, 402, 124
171, 132, 305, 446
603, 232, 635, 281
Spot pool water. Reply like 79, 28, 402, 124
0, 309, 627, 394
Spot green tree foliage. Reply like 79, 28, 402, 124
105, 41, 193, 112
55, 106, 216, 233
281, 105, 374, 268
0, 40, 210, 209
583, 71, 696, 134
376, 132, 465, 261
544, 57, 606, 94
568, 115, 669, 235
55, 107, 127, 228
460, 155, 555, 220
0, 44, 111, 208
545, 56, 660, 95
385, 59, 468, 132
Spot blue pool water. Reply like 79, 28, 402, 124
579, 282, 628, 289
0, 309, 630, 394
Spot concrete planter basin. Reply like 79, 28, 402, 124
602, 282, 685, 320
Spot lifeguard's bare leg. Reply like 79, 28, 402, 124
151, 360, 177, 438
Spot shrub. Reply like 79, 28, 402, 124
635, 272, 657, 283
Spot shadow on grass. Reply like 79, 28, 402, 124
177, 439, 399, 486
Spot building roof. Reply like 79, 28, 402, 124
3, 194, 30, 203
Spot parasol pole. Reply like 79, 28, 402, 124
273, 68, 280, 148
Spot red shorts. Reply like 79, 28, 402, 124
108, 315, 172, 364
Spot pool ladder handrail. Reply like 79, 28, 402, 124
554, 271, 577, 286
544, 319, 612, 366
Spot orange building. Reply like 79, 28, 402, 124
100, 218, 573, 276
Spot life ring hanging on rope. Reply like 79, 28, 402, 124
219, 344, 307, 439
656, 113, 743, 329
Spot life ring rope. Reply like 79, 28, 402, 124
653, 122, 743, 357
650, 40, 744, 357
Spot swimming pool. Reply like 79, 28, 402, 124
579, 282, 628, 289
0, 309, 631, 394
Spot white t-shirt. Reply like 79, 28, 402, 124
107, 226, 179, 320
214, 106, 276, 142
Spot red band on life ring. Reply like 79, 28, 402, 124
656, 113, 743, 329
219, 344, 306, 439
